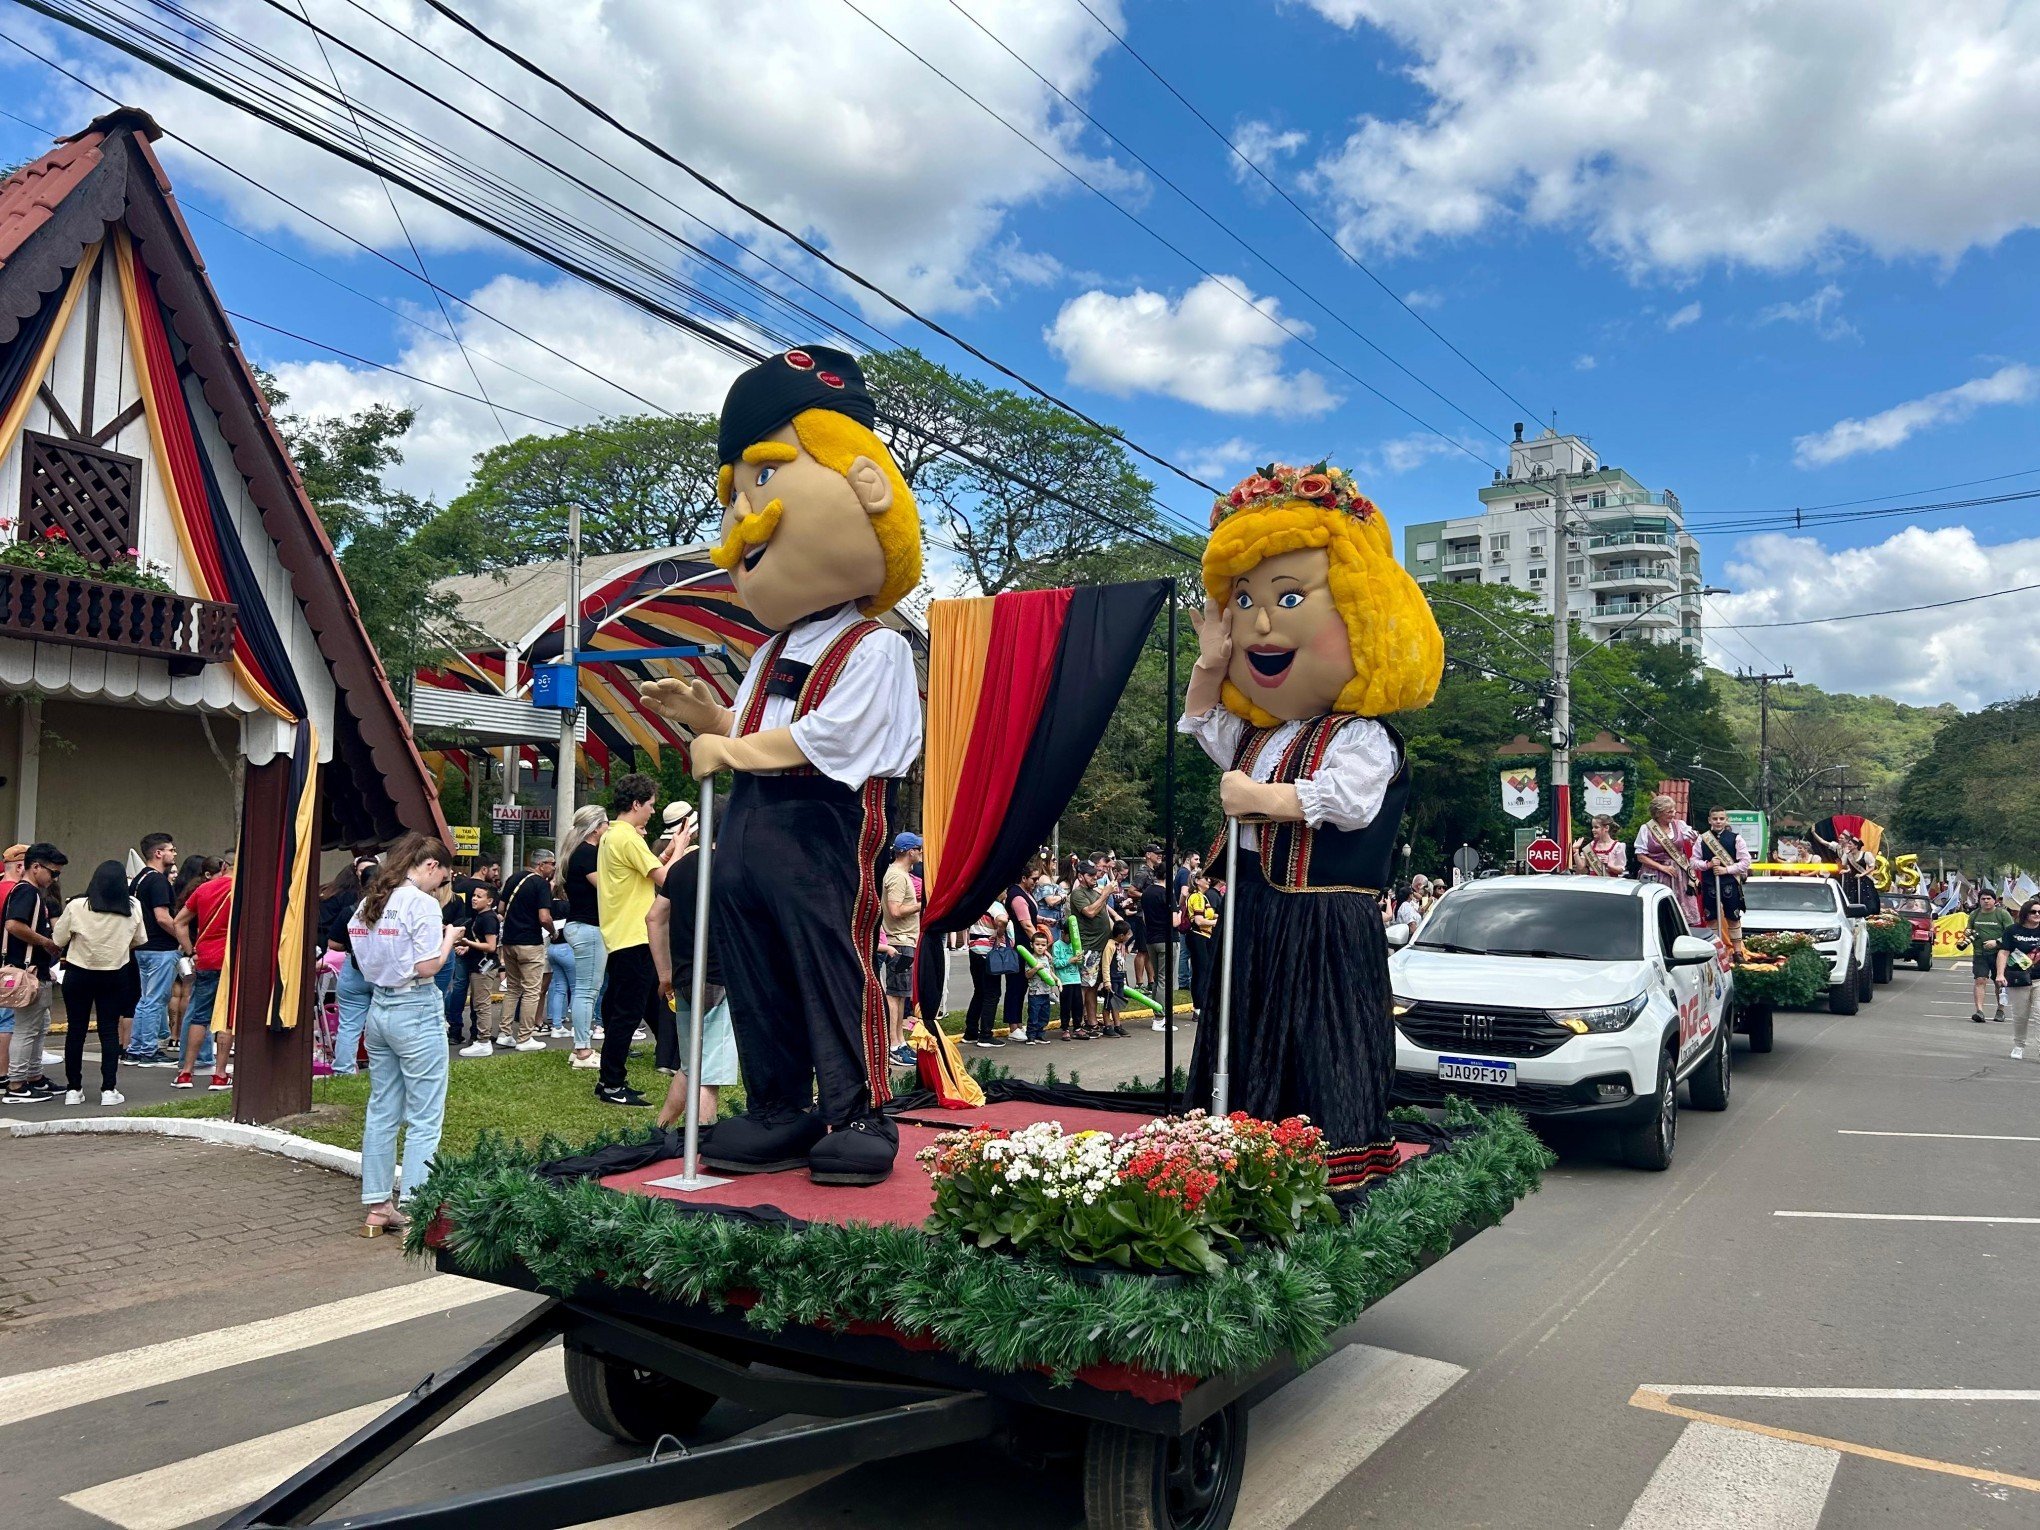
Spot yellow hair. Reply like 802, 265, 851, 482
1201, 497, 1442, 724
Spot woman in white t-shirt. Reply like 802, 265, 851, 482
347, 834, 461, 1236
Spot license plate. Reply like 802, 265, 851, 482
1438, 1056, 1515, 1087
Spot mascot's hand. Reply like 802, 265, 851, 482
640, 677, 724, 735
689, 733, 732, 781
1190, 600, 1232, 672
1219, 770, 1266, 820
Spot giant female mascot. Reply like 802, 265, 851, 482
1183, 463, 1442, 1191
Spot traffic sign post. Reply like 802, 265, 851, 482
1525, 837, 1565, 874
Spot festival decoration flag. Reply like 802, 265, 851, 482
914, 579, 1169, 1103
1499, 767, 1541, 820
1582, 768, 1626, 818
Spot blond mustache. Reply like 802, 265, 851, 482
709, 497, 784, 572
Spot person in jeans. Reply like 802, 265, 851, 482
1023, 928, 1055, 1044
1002, 868, 1043, 1039
595, 774, 678, 1106
2001, 899, 2040, 1060
554, 804, 609, 1068
348, 834, 461, 1236
171, 858, 234, 1089
2, 843, 66, 1103
0, 841, 23, 1082
52, 860, 144, 1106
545, 898, 575, 1038
494, 848, 555, 1052
1968, 888, 2014, 1023
961, 900, 1006, 1045
322, 857, 374, 1076
125, 832, 187, 1067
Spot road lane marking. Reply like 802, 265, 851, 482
1620, 1419, 1837, 1528
1641, 1385, 2040, 1401
1233, 1343, 1466, 1530
1839, 1129, 2040, 1142
1775, 1210, 2040, 1224
0, 1275, 500, 1429
62, 1351, 566, 1530
1629, 1387, 2040, 1495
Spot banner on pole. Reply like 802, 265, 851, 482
1499, 767, 1541, 820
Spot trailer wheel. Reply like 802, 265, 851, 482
1744, 1003, 1774, 1054
1858, 956, 1875, 1003
1872, 951, 1894, 985
1084, 1401, 1248, 1530
564, 1346, 718, 1444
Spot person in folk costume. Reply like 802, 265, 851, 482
1572, 814, 1628, 877
1835, 831, 1882, 917
1634, 794, 1699, 921
1691, 806, 1752, 954
640, 347, 921, 1187
1181, 462, 1443, 1193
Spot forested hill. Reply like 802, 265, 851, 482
1707, 672, 1957, 818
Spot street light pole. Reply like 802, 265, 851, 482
554, 499, 583, 851
1550, 472, 1572, 853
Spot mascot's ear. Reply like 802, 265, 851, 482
846, 455, 894, 516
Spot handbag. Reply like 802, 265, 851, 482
0, 964, 40, 1008
986, 940, 1020, 977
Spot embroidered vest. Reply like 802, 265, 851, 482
1231, 716, 1410, 892
733, 618, 882, 776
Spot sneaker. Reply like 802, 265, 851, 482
595, 1084, 648, 1107
208, 1075, 232, 1091
24, 1078, 56, 1098
889, 1044, 915, 1066
514, 1038, 548, 1052
494, 1035, 518, 1048
99, 1089, 124, 1106
458, 1042, 493, 1059
172, 1071, 195, 1088
63, 1089, 84, 1105
550, 1025, 571, 1038
983, 1038, 1006, 1048
1973, 1011, 1987, 1023
656, 1065, 678, 1076
1994, 1007, 2008, 1022
2, 1091, 34, 1106
972, 1040, 994, 1049
569, 1051, 600, 1069
2013, 1046, 2026, 1061
590, 1026, 605, 1042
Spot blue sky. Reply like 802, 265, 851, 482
4, 0, 2037, 705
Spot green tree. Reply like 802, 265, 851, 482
1896, 694, 2040, 866
433, 414, 724, 571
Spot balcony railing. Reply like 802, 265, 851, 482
1441, 548, 1482, 567
1590, 565, 1677, 588
1586, 531, 1674, 553
0, 567, 237, 676
1591, 598, 1678, 622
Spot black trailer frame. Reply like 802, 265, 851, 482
224, 1222, 1491, 1530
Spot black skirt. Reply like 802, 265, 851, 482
1186, 848, 1398, 1188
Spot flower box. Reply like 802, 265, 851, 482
0, 564, 235, 675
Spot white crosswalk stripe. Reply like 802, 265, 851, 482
1621, 1420, 1840, 1529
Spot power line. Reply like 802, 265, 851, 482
1711, 579, 2040, 631
1683, 485, 2040, 536
1068, 0, 1547, 426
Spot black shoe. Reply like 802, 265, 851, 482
983, 1038, 1007, 1048
594, 1084, 649, 1108
703, 1107, 826, 1173
808, 1116, 899, 1186
1974, 1011, 1987, 1023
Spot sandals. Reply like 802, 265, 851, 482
359, 1200, 411, 1238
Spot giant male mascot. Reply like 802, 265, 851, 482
642, 348, 921, 1186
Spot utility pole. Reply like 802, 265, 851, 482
1738, 666, 1793, 816
1549, 468, 1572, 851
554, 500, 583, 851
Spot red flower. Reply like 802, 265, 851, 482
46, 528, 67, 541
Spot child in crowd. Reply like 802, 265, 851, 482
1024, 929, 1055, 1045
451, 885, 499, 1054
1101, 920, 1132, 1037
1051, 926, 1084, 1038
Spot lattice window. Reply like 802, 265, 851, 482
19, 431, 140, 565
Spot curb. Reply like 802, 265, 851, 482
7, 1115, 363, 1177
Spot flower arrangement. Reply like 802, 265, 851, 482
1211, 461, 1376, 529
0, 527, 173, 592
919, 1110, 1338, 1277
1865, 912, 1914, 958
1731, 931, 1829, 1009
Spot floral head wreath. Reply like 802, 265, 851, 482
1211, 461, 1376, 530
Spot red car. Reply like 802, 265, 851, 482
1882, 891, 1934, 971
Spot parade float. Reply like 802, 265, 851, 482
226, 385, 1548, 1530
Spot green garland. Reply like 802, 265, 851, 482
1731, 932, 1830, 1009
404, 1099, 1552, 1381
1866, 913, 1914, 958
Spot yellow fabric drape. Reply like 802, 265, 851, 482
0, 247, 95, 462
922, 596, 995, 901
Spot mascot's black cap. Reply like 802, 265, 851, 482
717, 346, 876, 467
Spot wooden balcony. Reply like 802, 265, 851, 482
0, 566, 236, 677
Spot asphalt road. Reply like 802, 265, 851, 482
5, 959, 2037, 1528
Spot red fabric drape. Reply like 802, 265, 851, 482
923, 587, 1071, 931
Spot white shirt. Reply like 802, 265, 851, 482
728, 604, 922, 790
347, 883, 444, 989
1178, 707, 1400, 852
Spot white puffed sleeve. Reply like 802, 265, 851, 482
1292, 718, 1399, 830
789, 628, 923, 788
1178, 706, 1247, 771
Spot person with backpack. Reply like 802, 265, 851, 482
52, 860, 144, 1106
493, 849, 555, 1052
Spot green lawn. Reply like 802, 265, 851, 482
132, 1051, 705, 1158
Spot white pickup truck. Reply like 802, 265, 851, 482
1740, 873, 1873, 1014
1387, 876, 1736, 1170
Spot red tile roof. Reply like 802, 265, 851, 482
0, 129, 108, 271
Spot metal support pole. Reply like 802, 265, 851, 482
673, 778, 727, 1191
1212, 817, 1240, 1117
1162, 592, 1178, 1115
555, 499, 583, 850
1549, 472, 1572, 853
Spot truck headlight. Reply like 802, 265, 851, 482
1391, 994, 1414, 1017
1548, 995, 1647, 1033
1810, 926, 1842, 942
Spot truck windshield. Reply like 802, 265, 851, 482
1744, 882, 1838, 913
1413, 888, 1642, 961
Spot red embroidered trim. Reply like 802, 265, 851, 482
851, 775, 892, 1105
735, 631, 787, 738
1324, 1138, 1402, 1189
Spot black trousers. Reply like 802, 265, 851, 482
597, 945, 663, 1090
715, 773, 893, 1128
963, 954, 1000, 1042
63, 966, 126, 1093
1185, 932, 1214, 1020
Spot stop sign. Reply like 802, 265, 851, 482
1524, 837, 1565, 874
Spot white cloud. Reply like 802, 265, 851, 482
1403, 287, 1444, 310
1792, 364, 2038, 468
1230, 119, 1308, 183
1299, 0, 2040, 273
1181, 437, 1260, 482
1705, 526, 2040, 707
1374, 433, 1460, 473
1664, 301, 1702, 331
26, 0, 1133, 313
1046, 275, 1338, 416
1758, 283, 1857, 342
1573, 353, 1597, 371
263, 274, 744, 500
